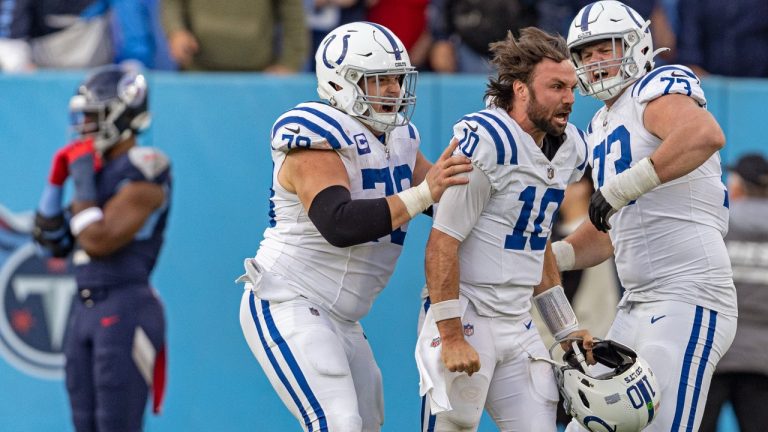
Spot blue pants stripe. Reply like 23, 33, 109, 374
421, 395, 436, 432
260, 298, 329, 431
248, 293, 317, 431
685, 309, 717, 431
672, 306, 704, 430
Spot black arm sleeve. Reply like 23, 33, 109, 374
307, 185, 393, 248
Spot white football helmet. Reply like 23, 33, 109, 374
554, 339, 661, 432
566, 1, 664, 101
315, 21, 417, 133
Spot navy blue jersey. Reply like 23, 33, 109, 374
0, 0, 100, 38
74, 147, 171, 287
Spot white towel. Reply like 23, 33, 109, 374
415, 308, 453, 414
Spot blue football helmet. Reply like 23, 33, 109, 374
69, 62, 151, 154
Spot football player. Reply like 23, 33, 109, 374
237, 22, 472, 432
416, 27, 594, 431
33, 63, 169, 432
554, 2, 738, 430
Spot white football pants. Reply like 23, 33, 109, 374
420, 297, 559, 432
565, 300, 736, 432
240, 290, 384, 432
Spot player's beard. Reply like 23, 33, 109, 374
527, 86, 569, 136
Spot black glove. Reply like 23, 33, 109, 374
588, 189, 616, 233
33, 212, 74, 258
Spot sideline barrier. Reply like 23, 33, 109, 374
1, 72, 755, 431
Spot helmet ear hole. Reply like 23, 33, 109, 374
578, 390, 590, 408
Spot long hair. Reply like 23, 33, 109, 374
485, 27, 570, 111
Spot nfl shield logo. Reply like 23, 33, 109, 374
547, 166, 555, 179
430, 337, 441, 348
463, 323, 474, 337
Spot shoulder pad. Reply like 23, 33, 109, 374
453, 109, 520, 168
128, 147, 170, 181
271, 102, 355, 152
630, 65, 706, 106
452, 109, 522, 187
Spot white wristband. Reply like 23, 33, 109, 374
397, 180, 434, 218
552, 240, 575, 272
601, 157, 661, 209
533, 285, 579, 341
430, 299, 461, 322
70, 207, 104, 236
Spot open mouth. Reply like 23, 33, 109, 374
592, 68, 610, 81
366, 97, 396, 113
553, 111, 570, 125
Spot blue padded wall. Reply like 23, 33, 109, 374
0, 72, 754, 431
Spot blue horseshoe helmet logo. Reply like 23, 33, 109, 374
322, 34, 351, 68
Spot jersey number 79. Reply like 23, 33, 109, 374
362, 164, 412, 245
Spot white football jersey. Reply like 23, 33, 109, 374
254, 102, 421, 321
434, 106, 588, 317
586, 65, 737, 315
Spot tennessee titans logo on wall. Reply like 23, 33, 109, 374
0, 206, 76, 379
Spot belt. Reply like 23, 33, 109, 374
77, 283, 147, 307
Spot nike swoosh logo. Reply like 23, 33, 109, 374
100, 315, 120, 328
524, 320, 533, 330
285, 126, 301, 134
670, 71, 688, 78
464, 121, 478, 133
650, 315, 666, 324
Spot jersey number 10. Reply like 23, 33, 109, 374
505, 186, 564, 251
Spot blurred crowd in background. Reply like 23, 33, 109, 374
1, 0, 767, 78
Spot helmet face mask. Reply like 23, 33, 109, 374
70, 64, 151, 154
567, 1, 659, 101
316, 22, 417, 133
358, 70, 417, 132
551, 340, 661, 432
